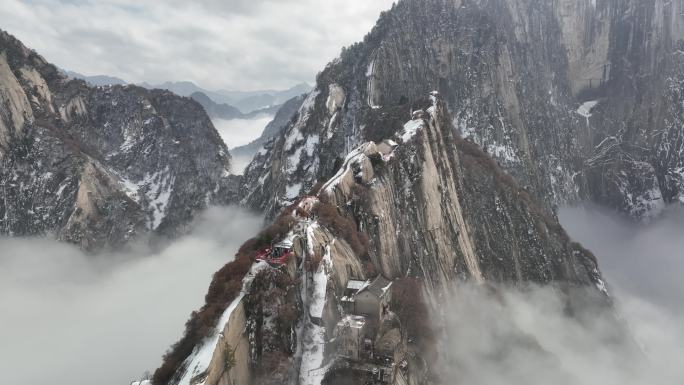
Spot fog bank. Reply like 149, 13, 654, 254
212, 115, 273, 175
0, 206, 262, 385
559, 204, 684, 310
213, 115, 273, 149
436, 204, 684, 385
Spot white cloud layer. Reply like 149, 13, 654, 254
434, 205, 684, 385
0, 206, 263, 385
0, 0, 395, 90
213, 115, 273, 149
437, 283, 684, 385
211, 114, 274, 174
559, 204, 684, 310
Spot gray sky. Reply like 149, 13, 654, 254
0, 0, 395, 91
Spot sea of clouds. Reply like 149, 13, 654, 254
0, 206, 262, 385
434, 204, 684, 385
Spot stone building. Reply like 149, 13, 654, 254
341, 276, 392, 325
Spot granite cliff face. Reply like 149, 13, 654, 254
155, 1, 666, 383
0, 1, 658, 383
162, 93, 608, 385
326, 96, 604, 290
243, 0, 684, 220
0, 30, 235, 250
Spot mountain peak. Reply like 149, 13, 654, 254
0, 30, 235, 250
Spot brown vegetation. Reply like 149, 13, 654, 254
306, 250, 323, 273
152, 210, 297, 385
455, 138, 567, 242
390, 277, 435, 352
313, 198, 369, 258
254, 351, 290, 385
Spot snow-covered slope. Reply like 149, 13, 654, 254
0, 30, 237, 250
243, 0, 684, 220
160, 94, 609, 385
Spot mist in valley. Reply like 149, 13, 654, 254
436, 204, 684, 385
212, 115, 274, 175
212, 115, 273, 150
3, 203, 681, 385
0, 206, 262, 385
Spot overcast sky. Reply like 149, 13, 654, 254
0, 0, 395, 91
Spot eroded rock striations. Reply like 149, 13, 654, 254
156, 1, 666, 383
0, 30, 235, 250
159, 93, 608, 385
243, 0, 684, 220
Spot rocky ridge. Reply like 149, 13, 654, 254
0, 30, 236, 250
160, 93, 608, 385
243, 0, 684, 220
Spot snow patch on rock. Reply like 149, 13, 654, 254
115, 167, 175, 230
577, 100, 599, 118
300, 242, 333, 385
286, 182, 303, 199
305, 134, 320, 157
176, 262, 269, 385
326, 84, 346, 116
322, 144, 369, 193
399, 119, 425, 142
487, 142, 519, 163
309, 244, 332, 319
286, 147, 303, 174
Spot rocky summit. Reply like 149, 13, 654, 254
243, 0, 684, 221
0, 30, 237, 251
1, 1, 680, 385
154, 1, 676, 384
159, 92, 610, 385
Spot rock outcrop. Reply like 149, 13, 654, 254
335, 97, 603, 290
0, 30, 235, 250
162, 94, 607, 385
243, 0, 684, 220
160, 1, 644, 383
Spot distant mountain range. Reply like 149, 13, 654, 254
143, 81, 311, 114
189, 91, 283, 121
2, 32, 238, 251
63, 70, 127, 86
63, 70, 311, 114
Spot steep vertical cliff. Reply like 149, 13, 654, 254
0, 30, 237, 250
327, 95, 603, 290
243, 0, 684, 220
155, 1, 664, 383
161, 93, 607, 385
